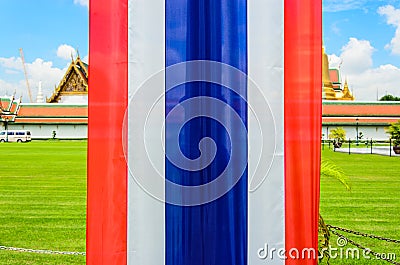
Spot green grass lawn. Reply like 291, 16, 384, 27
0, 140, 86, 265
321, 149, 400, 264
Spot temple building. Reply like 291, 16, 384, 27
1, 48, 399, 141
46, 56, 88, 103
0, 56, 88, 139
322, 47, 354, 101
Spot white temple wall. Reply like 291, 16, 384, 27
322, 125, 389, 141
3, 124, 87, 139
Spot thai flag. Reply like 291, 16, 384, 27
87, 1, 321, 265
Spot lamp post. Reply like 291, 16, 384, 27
326, 126, 329, 149
356, 117, 359, 146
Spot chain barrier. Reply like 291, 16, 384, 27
0, 245, 85, 256
327, 225, 400, 244
327, 225, 400, 265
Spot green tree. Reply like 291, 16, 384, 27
386, 120, 400, 146
379, 94, 400, 101
328, 127, 346, 147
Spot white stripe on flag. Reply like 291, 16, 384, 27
127, 1, 165, 264
248, 0, 285, 264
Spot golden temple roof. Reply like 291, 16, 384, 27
47, 56, 88, 103
322, 47, 354, 101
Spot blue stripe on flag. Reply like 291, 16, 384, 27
165, 1, 248, 264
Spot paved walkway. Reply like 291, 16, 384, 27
334, 146, 400, 157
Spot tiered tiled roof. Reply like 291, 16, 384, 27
329, 69, 341, 91
1, 99, 397, 127
14, 103, 88, 124
322, 101, 400, 125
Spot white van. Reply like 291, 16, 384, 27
0, 130, 32, 143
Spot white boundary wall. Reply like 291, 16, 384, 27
322, 125, 389, 141
3, 124, 87, 139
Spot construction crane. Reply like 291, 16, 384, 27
19, 48, 33, 103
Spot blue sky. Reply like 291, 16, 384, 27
0, 0, 400, 101
0, 0, 88, 100
323, 0, 400, 100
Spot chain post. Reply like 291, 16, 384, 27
370, 138, 373, 154
349, 138, 351, 155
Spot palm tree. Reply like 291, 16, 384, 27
319, 159, 350, 264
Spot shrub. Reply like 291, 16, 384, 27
386, 120, 400, 146
328, 127, 346, 144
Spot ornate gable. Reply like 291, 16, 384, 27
0, 95, 21, 122
47, 57, 88, 103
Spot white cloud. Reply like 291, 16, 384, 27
378, 5, 400, 25
0, 79, 18, 96
331, 23, 341, 35
5, 69, 20, 75
73, 0, 88, 8
0, 56, 68, 101
328, 38, 400, 100
323, 0, 368, 12
328, 54, 342, 68
378, 5, 400, 55
345, 65, 400, 100
0, 57, 23, 71
57, 44, 77, 60
329, 19, 349, 36
340, 38, 374, 74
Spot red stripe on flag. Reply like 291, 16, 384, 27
284, 0, 322, 264
87, 0, 128, 264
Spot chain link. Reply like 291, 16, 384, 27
0, 245, 85, 256
2, 224, 398, 261
329, 229, 400, 265
327, 225, 400, 244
